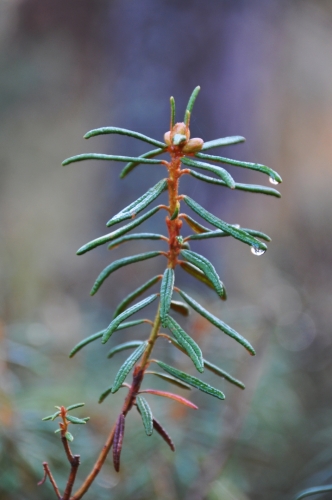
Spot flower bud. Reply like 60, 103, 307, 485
164, 131, 171, 145
182, 137, 204, 153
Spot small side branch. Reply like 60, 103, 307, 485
63, 455, 80, 500
38, 462, 61, 499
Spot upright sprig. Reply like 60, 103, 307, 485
41, 86, 281, 499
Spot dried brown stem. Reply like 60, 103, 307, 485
38, 462, 61, 499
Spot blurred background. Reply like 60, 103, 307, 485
1, 0, 332, 498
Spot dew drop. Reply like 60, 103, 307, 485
269, 177, 279, 185
251, 246, 266, 256
168, 340, 172, 344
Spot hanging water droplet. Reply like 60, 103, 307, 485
269, 177, 279, 185
251, 246, 266, 256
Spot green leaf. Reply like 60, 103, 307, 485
170, 202, 180, 220
66, 403, 85, 411
170, 96, 176, 128
196, 152, 282, 184
179, 261, 216, 293
204, 360, 245, 389
180, 249, 225, 299
84, 126, 166, 148
136, 396, 153, 436
156, 360, 225, 400
65, 431, 74, 442
108, 233, 166, 250
111, 342, 148, 393
189, 170, 281, 198
201, 136, 245, 150
106, 179, 168, 227
187, 228, 271, 243
66, 415, 87, 425
184, 86, 200, 124
99, 386, 113, 403
178, 290, 255, 356
159, 268, 175, 327
170, 300, 190, 317
69, 320, 147, 358
120, 148, 165, 178
62, 153, 165, 167
42, 411, 60, 421
77, 205, 162, 255
90, 251, 162, 296
182, 214, 210, 234
165, 315, 204, 373
102, 294, 158, 344
113, 275, 162, 318
107, 341, 143, 359
294, 485, 332, 500
181, 157, 235, 189
183, 196, 267, 252
145, 371, 191, 390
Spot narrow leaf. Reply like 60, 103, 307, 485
113, 275, 162, 319
187, 228, 271, 243
201, 136, 246, 150
179, 261, 216, 293
65, 431, 74, 442
120, 148, 165, 178
90, 251, 162, 296
77, 205, 161, 255
196, 152, 282, 184
189, 170, 281, 197
181, 249, 225, 299
181, 157, 235, 189
145, 371, 191, 390
170, 96, 176, 128
136, 396, 153, 436
159, 268, 175, 327
66, 415, 87, 425
107, 340, 143, 359
184, 86, 200, 123
113, 414, 125, 472
183, 196, 267, 252
182, 214, 210, 234
204, 360, 245, 389
62, 153, 165, 166
42, 412, 60, 421
156, 360, 225, 400
166, 315, 204, 373
178, 290, 255, 356
66, 403, 85, 411
106, 179, 168, 227
111, 342, 148, 393
108, 233, 166, 250
103, 294, 158, 344
84, 126, 166, 148
170, 300, 190, 316
295, 485, 332, 500
140, 389, 198, 409
153, 418, 175, 451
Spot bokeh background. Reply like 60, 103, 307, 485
1, 1, 332, 499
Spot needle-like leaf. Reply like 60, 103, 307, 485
102, 295, 158, 344
196, 152, 282, 184
153, 418, 175, 451
108, 233, 166, 250
107, 341, 144, 359
66, 403, 85, 411
113, 414, 125, 472
156, 360, 225, 400
62, 153, 165, 166
90, 251, 162, 296
166, 315, 204, 373
84, 126, 166, 148
111, 342, 148, 393
182, 214, 210, 234
178, 290, 255, 355
77, 205, 162, 255
204, 360, 245, 389
183, 196, 267, 252
120, 148, 166, 178
113, 275, 162, 319
106, 179, 168, 227
181, 157, 235, 189
184, 86, 200, 124
189, 170, 281, 198
159, 268, 175, 327
294, 485, 332, 500
170, 97, 176, 128
144, 371, 191, 390
136, 396, 153, 436
201, 136, 245, 150
180, 249, 225, 299
187, 228, 271, 243
179, 261, 216, 293
139, 389, 198, 409
170, 300, 190, 316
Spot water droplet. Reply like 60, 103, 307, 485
269, 177, 279, 185
168, 340, 172, 344
251, 246, 266, 256
232, 224, 240, 229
